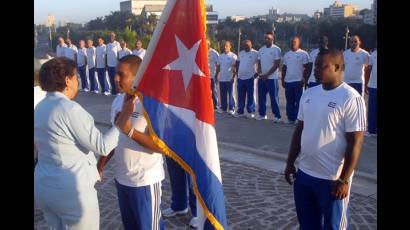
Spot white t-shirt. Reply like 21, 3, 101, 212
106, 41, 121, 67
118, 48, 132, 59
34, 86, 47, 109
343, 48, 370, 84
56, 44, 67, 57
86, 46, 96, 69
238, 49, 258, 80
64, 45, 78, 61
368, 50, 377, 89
308, 48, 320, 83
132, 48, 146, 60
283, 49, 309, 83
208, 48, 219, 79
218, 52, 237, 82
111, 94, 165, 187
95, 44, 106, 69
258, 45, 281, 79
77, 47, 87, 67
297, 82, 367, 180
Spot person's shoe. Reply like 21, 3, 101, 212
83, 88, 90, 92
216, 108, 224, 114
93, 90, 100, 94
162, 207, 189, 217
246, 113, 255, 119
228, 110, 235, 116
233, 112, 245, 118
273, 117, 282, 123
189, 216, 199, 228
103, 91, 111, 96
255, 115, 267, 121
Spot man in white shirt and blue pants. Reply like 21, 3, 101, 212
87, 38, 98, 93
77, 40, 89, 92
365, 45, 377, 136
281, 36, 310, 124
285, 49, 366, 229
306, 36, 329, 88
216, 41, 237, 114
107, 32, 121, 95
207, 40, 219, 110
96, 36, 109, 95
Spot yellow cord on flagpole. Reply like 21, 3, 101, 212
136, 92, 224, 230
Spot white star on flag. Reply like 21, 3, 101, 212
163, 35, 205, 90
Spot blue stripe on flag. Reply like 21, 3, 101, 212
143, 95, 228, 229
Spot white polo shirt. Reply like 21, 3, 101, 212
64, 45, 78, 61
258, 45, 281, 79
308, 48, 320, 83
56, 44, 67, 57
34, 86, 46, 109
132, 48, 146, 60
106, 41, 121, 67
368, 50, 377, 89
111, 94, 165, 187
218, 52, 237, 82
297, 82, 367, 180
77, 47, 87, 67
238, 49, 258, 80
343, 48, 370, 84
283, 49, 309, 83
208, 48, 219, 79
86, 46, 96, 69
95, 44, 106, 69
118, 48, 132, 59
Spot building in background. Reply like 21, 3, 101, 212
313, 10, 323, 20
141, 4, 165, 18
228, 15, 247, 22
323, 0, 359, 18
120, 0, 167, 15
206, 4, 218, 25
275, 13, 309, 23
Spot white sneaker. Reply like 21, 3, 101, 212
189, 216, 199, 228
93, 90, 99, 94
273, 117, 282, 123
365, 132, 377, 137
255, 115, 267, 121
83, 88, 90, 92
228, 110, 235, 116
162, 207, 189, 217
233, 112, 245, 118
216, 108, 223, 114
246, 113, 255, 119
103, 91, 111, 96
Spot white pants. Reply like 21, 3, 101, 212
35, 184, 99, 230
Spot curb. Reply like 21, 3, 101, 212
94, 120, 377, 183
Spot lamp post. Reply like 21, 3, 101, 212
343, 26, 350, 50
67, 27, 70, 40
34, 27, 38, 50
237, 27, 241, 56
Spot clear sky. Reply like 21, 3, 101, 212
34, 0, 373, 25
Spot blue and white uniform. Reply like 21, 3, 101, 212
87, 46, 98, 92
96, 44, 109, 93
295, 82, 366, 229
343, 48, 370, 96
367, 49, 377, 134
208, 48, 219, 109
77, 47, 88, 90
237, 49, 258, 115
218, 52, 237, 112
111, 94, 165, 230
307, 48, 321, 88
283, 48, 309, 122
106, 41, 121, 94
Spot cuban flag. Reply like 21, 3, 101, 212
129, 0, 227, 229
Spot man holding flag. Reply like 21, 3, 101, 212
127, 0, 228, 229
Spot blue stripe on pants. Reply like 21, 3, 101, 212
78, 65, 88, 90
107, 66, 117, 94
115, 180, 164, 230
237, 78, 255, 114
285, 81, 303, 122
294, 170, 350, 230
211, 79, 218, 109
368, 87, 377, 134
165, 156, 197, 216
219, 81, 234, 111
257, 79, 281, 118
96, 68, 109, 93
88, 67, 98, 91
348, 83, 363, 96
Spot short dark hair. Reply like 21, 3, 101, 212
318, 48, 344, 70
39, 57, 77, 92
265, 31, 274, 36
118, 55, 142, 76
98, 36, 104, 40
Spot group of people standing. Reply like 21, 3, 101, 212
208, 32, 377, 136
55, 32, 146, 96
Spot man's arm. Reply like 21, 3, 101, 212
281, 64, 287, 88
97, 149, 115, 178
302, 63, 310, 88
364, 65, 373, 94
284, 120, 304, 185
215, 64, 220, 82
332, 131, 364, 199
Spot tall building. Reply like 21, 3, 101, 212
323, 0, 358, 18
120, 0, 167, 15
206, 5, 218, 25
363, 0, 377, 25
228, 15, 246, 22
46, 14, 55, 27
